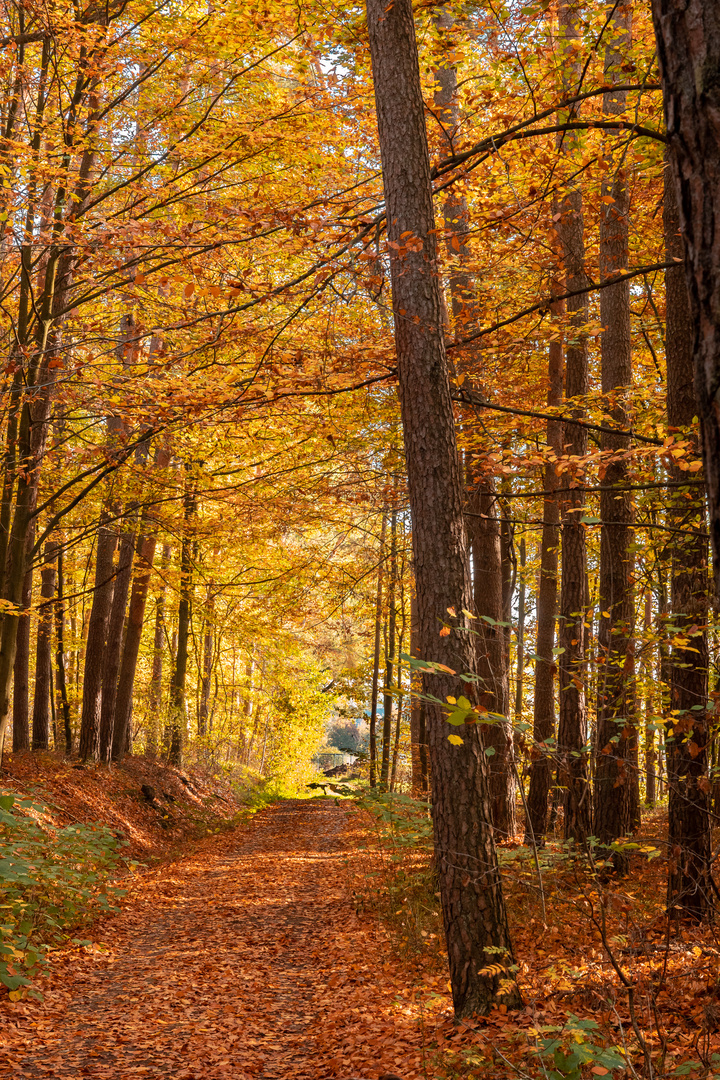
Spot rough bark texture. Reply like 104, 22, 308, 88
556, 1, 591, 842
663, 157, 711, 919
366, 0, 519, 1017
31, 543, 57, 751
525, 292, 563, 845
651, 0, 720, 598
78, 524, 117, 761
593, 4, 637, 864
98, 528, 136, 761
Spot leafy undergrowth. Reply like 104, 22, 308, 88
350, 791, 720, 1080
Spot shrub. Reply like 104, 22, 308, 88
0, 792, 124, 998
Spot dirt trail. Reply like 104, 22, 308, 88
0, 799, 424, 1080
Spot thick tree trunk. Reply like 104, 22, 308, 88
31, 543, 57, 751
525, 302, 563, 845
556, 0, 591, 842
652, 0, 720, 597
98, 527, 136, 761
366, 0, 519, 1017
593, 5, 637, 867
663, 156, 711, 919
78, 523, 117, 761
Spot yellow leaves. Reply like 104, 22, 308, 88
447, 734, 464, 745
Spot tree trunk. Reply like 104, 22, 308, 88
470, 482, 515, 837
168, 472, 197, 766
147, 543, 170, 758
98, 527, 136, 761
409, 581, 429, 796
369, 511, 387, 789
525, 286, 563, 845
198, 585, 214, 738
78, 523, 117, 761
593, 3, 637, 869
556, 0, 591, 843
366, 0, 520, 1017
652, 0, 720, 598
31, 543, 57, 751
112, 533, 157, 762
380, 503, 397, 790
663, 153, 711, 920
12, 529, 34, 753
54, 542, 72, 754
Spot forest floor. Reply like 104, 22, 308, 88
0, 774, 719, 1080
0, 797, 427, 1080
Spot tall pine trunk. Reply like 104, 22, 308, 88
663, 156, 711, 919
593, 3, 637, 867
366, 0, 519, 1017
556, 0, 591, 842
652, 0, 720, 598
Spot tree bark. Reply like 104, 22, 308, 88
147, 542, 170, 758
525, 282, 563, 845
651, 0, 720, 598
198, 584, 214, 738
31, 543, 57, 751
168, 471, 197, 765
556, 0, 592, 843
380, 503, 397, 790
470, 481, 516, 837
78, 523, 117, 761
663, 153, 711, 919
98, 527, 136, 761
54, 542, 72, 754
593, 3, 637, 868
12, 530, 34, 753
369, 511, 387, 789
112, 533, 157, 761
366, 0, 519, 1017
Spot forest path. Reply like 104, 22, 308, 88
1, 799, 422, 1080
